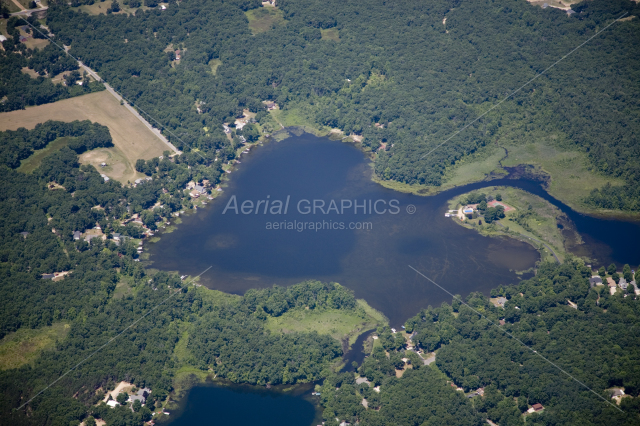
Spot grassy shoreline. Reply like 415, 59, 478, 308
446, 186, 580, 263
266, 106, 636, 220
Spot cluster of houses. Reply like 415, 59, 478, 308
105, 385, 151, 410
589, 275, 640, 296
186, 180, 213, 199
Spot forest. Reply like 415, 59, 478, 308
0, 15, 104, 111
0, 120, 113, 168
2, 0, 640, 424
0, 128, 352, 424
319, 259, 640, 425
3, 0, 629, 210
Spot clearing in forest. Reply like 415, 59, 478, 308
245, 7, 286, 34
0, 91, 167, 183
264, 299, 386, 346
0, 323, 69, 370
321, 28, 340, 41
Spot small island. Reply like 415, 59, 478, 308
447, 186, 580, 264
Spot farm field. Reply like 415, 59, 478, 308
0, 91, 168, 183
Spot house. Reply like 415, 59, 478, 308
619, 278, 628, 291
611, 388, 625, 398
542, 3, 549, 8
194, 185, 205, 194
41, 274, 55, 280
160, 4, 167, 9
100, 173, 110, 182
527, 403, 544, 413
631, 280, 640, 295
112, 233, 121, 241
73, 231, 81, 240
496, 297, 507, 307
106, 400, 119, 408
607, 277, 617, 295
566, 9, 576, 16
0, 35, 7, 42
589, 276, 603, 287
85, 234, 101, 243
20, 231, 29, 238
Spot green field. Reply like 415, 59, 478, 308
245, 7, 286, 35
500, 140, 624, 213
0, 322, 69, 370
18, 136, 73, 173
265, 299, 386, 346
375, 133, 625, 217
440, 144, 507, 189
269, 103, 332, 137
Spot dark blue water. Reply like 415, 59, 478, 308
341, 329, 375, 373
148, 132, 640, 326
164, 383, 318, 426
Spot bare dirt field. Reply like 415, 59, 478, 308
0, 91, 167, 183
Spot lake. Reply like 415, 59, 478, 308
147, 131, 640, 326
163, 382, 321, 426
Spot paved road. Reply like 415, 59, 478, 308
10, 6, 48, 16
79, 62, 182, 155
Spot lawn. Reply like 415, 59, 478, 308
0, 91, 168, 183
265, 299, 386, 346
245, 7, 286, 35
0, 322, 69, 370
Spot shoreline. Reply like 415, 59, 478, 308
445, 186, 576, 264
